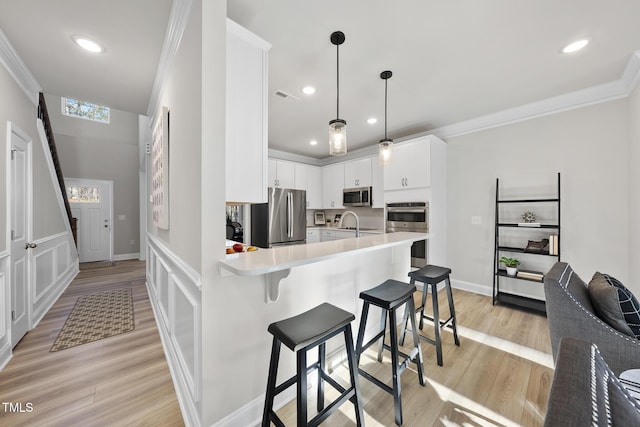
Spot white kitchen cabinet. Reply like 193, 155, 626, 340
295, 163, 322, 209
320, 229, 336, 242
371, 156, 384, 208
344, 158, 372, 188
322, 163, 345, 209
268, 159, 295, 188
306, 228, 320, 243
383, 138, 431, 190
226, 19, 271, 203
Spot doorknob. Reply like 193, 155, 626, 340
25, 243, 37, 249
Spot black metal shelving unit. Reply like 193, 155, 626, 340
492, 173, 561, 314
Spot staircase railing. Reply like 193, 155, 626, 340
37, 92, 77, 247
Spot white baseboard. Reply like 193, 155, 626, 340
113, 252, 141, 261
450, 277, 493, 297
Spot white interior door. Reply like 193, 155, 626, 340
9, 125, 31, 348
65, 178, 113, 263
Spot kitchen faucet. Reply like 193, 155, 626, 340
339, 211, 360, 237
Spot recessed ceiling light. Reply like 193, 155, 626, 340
561, 39, 589, 54
367, 117, 377, 125
309, 139, 318, 146
302, 86, 316, 95
72, 35, 104, 53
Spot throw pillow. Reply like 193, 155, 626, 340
588, 272, 640, 338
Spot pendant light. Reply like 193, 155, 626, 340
378, 70, 393, 165
329, 31, 347, 156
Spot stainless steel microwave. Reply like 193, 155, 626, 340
343, 187, 372, 207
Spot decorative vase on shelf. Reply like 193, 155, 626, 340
506, 266, 518, 276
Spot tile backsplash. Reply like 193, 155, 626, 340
306, 207, 385, 229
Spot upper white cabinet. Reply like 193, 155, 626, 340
383, 138, 431, 190
344, 158, 372, 188
268, 159, 295, 188
295, 163, 322, 209
226, 19, 271, 203
322, 163, 345, 209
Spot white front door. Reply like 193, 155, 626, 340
9, 124, 31, 348
65, 178, 113, 263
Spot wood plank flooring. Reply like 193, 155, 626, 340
0, 260, 184, 426
275, 290, 553, 427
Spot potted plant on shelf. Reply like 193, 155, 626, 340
500, 257, 520, 276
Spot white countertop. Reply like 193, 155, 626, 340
219, 232, 428, 276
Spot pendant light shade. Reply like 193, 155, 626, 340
378, 70, 393, 165
329, 31, 347, 156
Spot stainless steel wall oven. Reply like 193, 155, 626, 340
386, 202, 428, 268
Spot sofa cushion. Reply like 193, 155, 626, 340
588, 272, 640, 339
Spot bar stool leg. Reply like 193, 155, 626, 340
445, 277, 461, 346
418, 279, 428, 330
297, 349, 307, 427
399, 278, 416, 346
406, 298, 425, 386
262, 337, 281, 427
388, 308, 403, 426
356, 302, 370, 366
344, 324, 364, 427
377, 307, 387, 362
432, 283, 443, 366
317, 342, 325, 412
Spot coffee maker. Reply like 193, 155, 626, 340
226, 205, 244, 243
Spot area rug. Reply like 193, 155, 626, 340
50, 288, 135, 352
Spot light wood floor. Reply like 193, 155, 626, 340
0, 261, 552, 426
276, 289, 553, 427
0, 260, 184, 426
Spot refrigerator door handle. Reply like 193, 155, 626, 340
289, 193, 294, 238
287, 192, 292, 238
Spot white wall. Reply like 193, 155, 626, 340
147, 6, 204, 273
46, 94, 140, 256
629, 83, 640, 286
446, 99, 632, 295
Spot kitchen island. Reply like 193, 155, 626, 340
212, 231, 427, 425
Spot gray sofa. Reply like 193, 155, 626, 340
544, 262, 640, 375
544, 337, 640, 426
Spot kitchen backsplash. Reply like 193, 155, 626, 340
306, 208, 385, 230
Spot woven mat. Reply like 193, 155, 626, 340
50, 288, 135, 352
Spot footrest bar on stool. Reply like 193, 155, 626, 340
309, 389, 356, 427
358, 368, 394, 395
321, 371, 347, 394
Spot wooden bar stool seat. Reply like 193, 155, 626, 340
262, 302, 364, 427
400, 264, 460, 366
355, 279, 425, 426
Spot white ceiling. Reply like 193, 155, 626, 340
0, 0, 172, 114
1, 1, 639, 159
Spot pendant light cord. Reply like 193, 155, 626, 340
336, 44, 340, 119
384, 77, 388, 139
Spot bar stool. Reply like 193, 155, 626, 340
262, 302, 364, 427
355, 279, 425, 426
400, 265, 460, 366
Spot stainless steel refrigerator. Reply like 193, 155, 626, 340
251, 188, 307, 247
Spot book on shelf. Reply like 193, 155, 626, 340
517, 222, 541, 227
517, 270, 544, 281
549, 234, 559, 255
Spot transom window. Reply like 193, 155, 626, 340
67, 186, 100, 203
61, 97, 110, 123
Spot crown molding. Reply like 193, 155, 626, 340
146, 0, 193, 120
0, 27, 41, 105
429, 49, 640, 140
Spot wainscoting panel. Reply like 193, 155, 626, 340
31, 232, 79, 325
0, 252, 10, 370
155, 257, 171, 329
171, 274, 201, 401
145, 233, 201, 427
